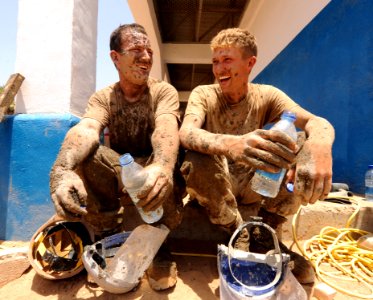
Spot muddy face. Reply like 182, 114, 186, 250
115, 31, 153, 85
212, 46, 252, 103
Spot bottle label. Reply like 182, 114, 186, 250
365, 179, 373, 187
256, 169, 284, 181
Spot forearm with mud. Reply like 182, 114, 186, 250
151, 117, 180, 173
180, 126, 237, 157
304, 117, 335, 146
51, 124, 100, 174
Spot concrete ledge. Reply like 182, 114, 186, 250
282, 199, 373, 242
123, 198, 373, 254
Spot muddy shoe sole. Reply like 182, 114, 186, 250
146, 260, 177, 291
248, 225, 315, 284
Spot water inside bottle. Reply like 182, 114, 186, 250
128, 190, 163, 223
251, 169, 286, 198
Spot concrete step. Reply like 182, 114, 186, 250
123, 196, 373, 254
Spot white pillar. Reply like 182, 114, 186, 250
15, 0, 98, 116
127, 0, 164, 81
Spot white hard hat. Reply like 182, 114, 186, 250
28, 215, 93, 280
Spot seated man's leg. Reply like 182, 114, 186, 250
82, 147, 185, 235
237, 133, 315, 284
181, 151, 242, 233
80, 145, 125, 238
158, 167, 185, 231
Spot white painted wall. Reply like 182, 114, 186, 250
127, 0, 164, 81
240, 0, 331, 80
162, 44, 211, 64
15, 0, 98, 116
128, 0, 330, 86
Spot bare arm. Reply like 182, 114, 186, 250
152, 113, 180, 172
288, 106, 335, 204
137, 113, 180, 211
50, 118, 103, 218
179, 114, 297, 172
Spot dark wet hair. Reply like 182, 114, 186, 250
110, 23, 148, 52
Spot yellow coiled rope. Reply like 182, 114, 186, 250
292, 197, 373, 299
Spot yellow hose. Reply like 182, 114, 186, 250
292, 197, 373, 299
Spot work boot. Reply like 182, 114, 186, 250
248, 224, 315, 284
146, 244, 178, 291
233, 227, 250, 252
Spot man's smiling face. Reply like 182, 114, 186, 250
212, 46, 254, 102
116, 31, 153, 85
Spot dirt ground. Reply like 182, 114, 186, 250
0, 252, 220, 300
1, 199, 372, 299
0, 240, 368, 300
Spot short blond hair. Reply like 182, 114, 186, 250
210, 28, 257, 58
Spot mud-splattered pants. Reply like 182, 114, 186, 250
180, 151, 302, 233
75, 145, 185, 237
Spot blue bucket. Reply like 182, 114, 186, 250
218, 219, 290, 299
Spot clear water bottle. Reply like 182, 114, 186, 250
119, 153, 163, 223
251, 111, 297, 198
365, 165, 373, 201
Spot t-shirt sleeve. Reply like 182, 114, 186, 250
262, 85, 299, 123
153, 81, 181, 122
83, 90, 110, 127
184, 85, 208, 121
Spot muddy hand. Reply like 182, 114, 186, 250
292, 140, 332, 205
136, 164, 172, 212
51, 170, 88, 219
229, 129, 297, 171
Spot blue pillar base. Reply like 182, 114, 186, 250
0, 113, 79, 240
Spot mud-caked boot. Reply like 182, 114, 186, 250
278, 241, 315, 284
146, 243, 178, 291
233, 227, 250, 252
251, 209, 315, 284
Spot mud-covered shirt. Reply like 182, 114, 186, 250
83, 77, 180, 156
185, 83, 299, 135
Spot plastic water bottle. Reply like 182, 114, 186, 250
251, 111, 297, 198
365, 165, 373, 201
119, 153, 163, 223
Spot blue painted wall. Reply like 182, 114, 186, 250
254, 0, 373, 194
0, 114, 79, 240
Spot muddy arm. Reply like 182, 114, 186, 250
179, 113, 296, 172
52, 118, 102, 171
136, 113, 180, 212
288, 106, 335, 204
50, 118, 103, 218
151, 113, 180, 172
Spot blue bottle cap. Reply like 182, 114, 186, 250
281, 111, 296, 121
119, 153, 134, 166
286, 182, 294, 193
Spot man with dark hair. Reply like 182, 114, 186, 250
179, 28, 335, 284
49, 23, 184, 290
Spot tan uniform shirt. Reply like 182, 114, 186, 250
185, 83, 298, 135
83, 77, 180, 156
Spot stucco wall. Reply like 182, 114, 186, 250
15, 0, 97, 116
0, 114, 79, 240
254, 0, 373, 193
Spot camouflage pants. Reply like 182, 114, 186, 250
180, 134, 305, 232
78, 145, 184, 237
